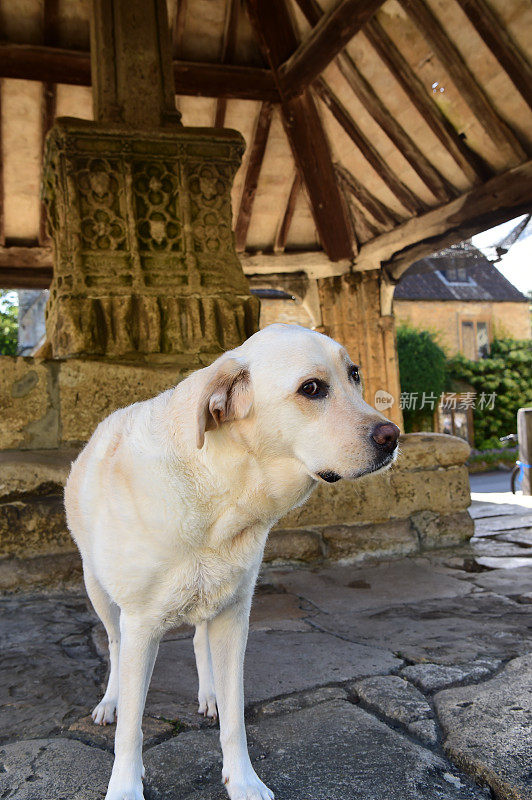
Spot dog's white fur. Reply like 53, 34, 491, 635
65, 323, 396, 800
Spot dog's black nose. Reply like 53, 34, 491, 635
371, 422, 400, 454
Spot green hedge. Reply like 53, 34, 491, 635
396, 325, 447, 431
447, 339, 532, 449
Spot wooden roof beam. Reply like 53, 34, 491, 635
334, 163, 402, 230
0, 84, 4, 247
274, 171, 302, 253
214, 0, 240, 128
246, 0, 355, 261
314, 79, 427, 217
399, 0, 527, 164
355, 159, 532, 278
234, 102, 274, 252
455, 0, 532, 110
279, 0, 385, 98
364, 17, 491, 184
0, 44, 279, 101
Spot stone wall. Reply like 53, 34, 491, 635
0, 432, 472, 591
0, 354, 195, 449
395, 299, 531, 355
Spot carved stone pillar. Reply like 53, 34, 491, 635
318, 270, 404, 428
42, 0, 258, 361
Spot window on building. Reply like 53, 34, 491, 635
440, 267, 471, 284
460, 319, 490, 360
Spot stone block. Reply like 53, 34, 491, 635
0, 738, 112, 800
412, 510, 474, 550
0, 448, 76, 499
390, 465, 471, 517
396, 433, 471, 470
435, 654, 532, 800
263, 529, 322, 562
58, 359, 188, 444
321, 518, 418, 561
0, 356, 58, 450
0, 495, 72, 558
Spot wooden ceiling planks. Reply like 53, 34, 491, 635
455, 0, 532, 109
399, 0, 527, 164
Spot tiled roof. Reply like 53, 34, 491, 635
394, 247, 528, 302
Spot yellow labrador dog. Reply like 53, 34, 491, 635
65, 323, 399, 800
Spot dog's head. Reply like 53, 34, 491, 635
196, 324, 399, 483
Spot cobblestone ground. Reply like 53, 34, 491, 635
1, 493, 531, 800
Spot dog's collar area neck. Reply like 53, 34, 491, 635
317, 471, 342, 483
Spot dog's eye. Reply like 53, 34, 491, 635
299, 379, 328, 399
350, 365, 361, 384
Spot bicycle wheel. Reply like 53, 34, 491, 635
511, 465, 521, 494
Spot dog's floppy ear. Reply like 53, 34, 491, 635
196, 357, 253, 449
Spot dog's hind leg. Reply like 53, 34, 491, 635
193, 622, 218, 719
84, 566, 121, 726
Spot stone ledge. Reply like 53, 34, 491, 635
0, 448, 78, 499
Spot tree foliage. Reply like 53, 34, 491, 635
447, 338, 532, 449
0, 291, 18, 356
396, 325, 447, 432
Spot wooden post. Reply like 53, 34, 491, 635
517, 408, 532, 495
317, 270, 404, 428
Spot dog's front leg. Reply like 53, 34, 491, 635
208, 599, 274, 800
105, 614, 159, 800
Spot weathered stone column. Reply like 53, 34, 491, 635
43, 0, 258, 362
318, 270, 403, 428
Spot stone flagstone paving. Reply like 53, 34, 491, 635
0, 495, 531, 799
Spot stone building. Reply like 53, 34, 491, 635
0, 0, 531, 583
394, 246, 531, 358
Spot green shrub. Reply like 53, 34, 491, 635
0, 291, 18, 356
396, 325, 447, 432
447, 339, 532, 449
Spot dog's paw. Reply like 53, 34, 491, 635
198, 693, 218, 720
104, 788, 144, 800
92, 697, 117, 726
105, 777, 144, 800
222, 768, 274, 800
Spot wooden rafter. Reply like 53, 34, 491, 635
294, 0, 456, 203
215, 0, 240, 128
364, 17, 491, 184
246, 0, 354, 261
274, 171, 302, 252
355, 159, 532, 277
234, 102, 274, 251
314, 79, 427, 217
399, 0, 527, 164
455, 0, 532, 110
279, 0, 385, 97
0, 44, 279, 101
0, 83, 4, 246
335, 163, 402, 230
